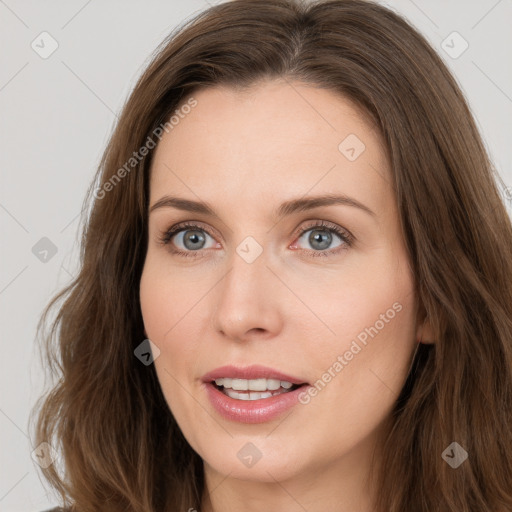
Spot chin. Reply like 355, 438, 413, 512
199, 438, 308, 482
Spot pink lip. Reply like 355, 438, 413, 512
201, 365, 310, 424
201, 364, 307, 385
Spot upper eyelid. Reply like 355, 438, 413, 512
165, 220, 220, 239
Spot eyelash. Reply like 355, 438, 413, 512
157, 220, 353, 259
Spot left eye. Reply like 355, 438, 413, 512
294, 226, 347, 252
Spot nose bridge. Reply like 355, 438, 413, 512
220, 239, 270, 308
212, 236, 282, 339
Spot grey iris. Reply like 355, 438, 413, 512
309, 229, 332, 250
183, 230, 206, 250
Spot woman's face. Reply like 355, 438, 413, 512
140, 80, 422, 485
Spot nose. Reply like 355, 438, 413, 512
211, 244, 284, 342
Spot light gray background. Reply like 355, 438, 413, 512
1, 1, 511, 510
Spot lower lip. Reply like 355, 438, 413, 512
204, 382, 308, 423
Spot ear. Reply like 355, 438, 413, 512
416, 315, 435, 344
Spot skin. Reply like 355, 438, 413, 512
139, 79, 434, 512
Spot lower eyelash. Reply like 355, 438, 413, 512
158, 221, 353, 256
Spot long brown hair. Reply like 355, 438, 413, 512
30, 0, 512, 510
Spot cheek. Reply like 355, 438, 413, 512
139, 256, 205, 409
300, 254, 417, 438
140, 264, 207, 452
140, 257, 168, 339
139, 253, 204, 344
140, 271, 200, 379
290, 247, 415, 359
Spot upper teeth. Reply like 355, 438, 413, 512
214, 378, 294, 391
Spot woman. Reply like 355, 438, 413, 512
32, 0, 512, 511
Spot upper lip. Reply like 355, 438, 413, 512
201, 365, 308, 385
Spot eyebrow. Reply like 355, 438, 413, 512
149, 193, 376, 219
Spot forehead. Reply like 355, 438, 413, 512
149, 80, 392, 216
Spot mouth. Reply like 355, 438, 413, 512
201, 365, 310, 423
212, 377, 303, 401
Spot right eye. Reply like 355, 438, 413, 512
158, 222, 220, 257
